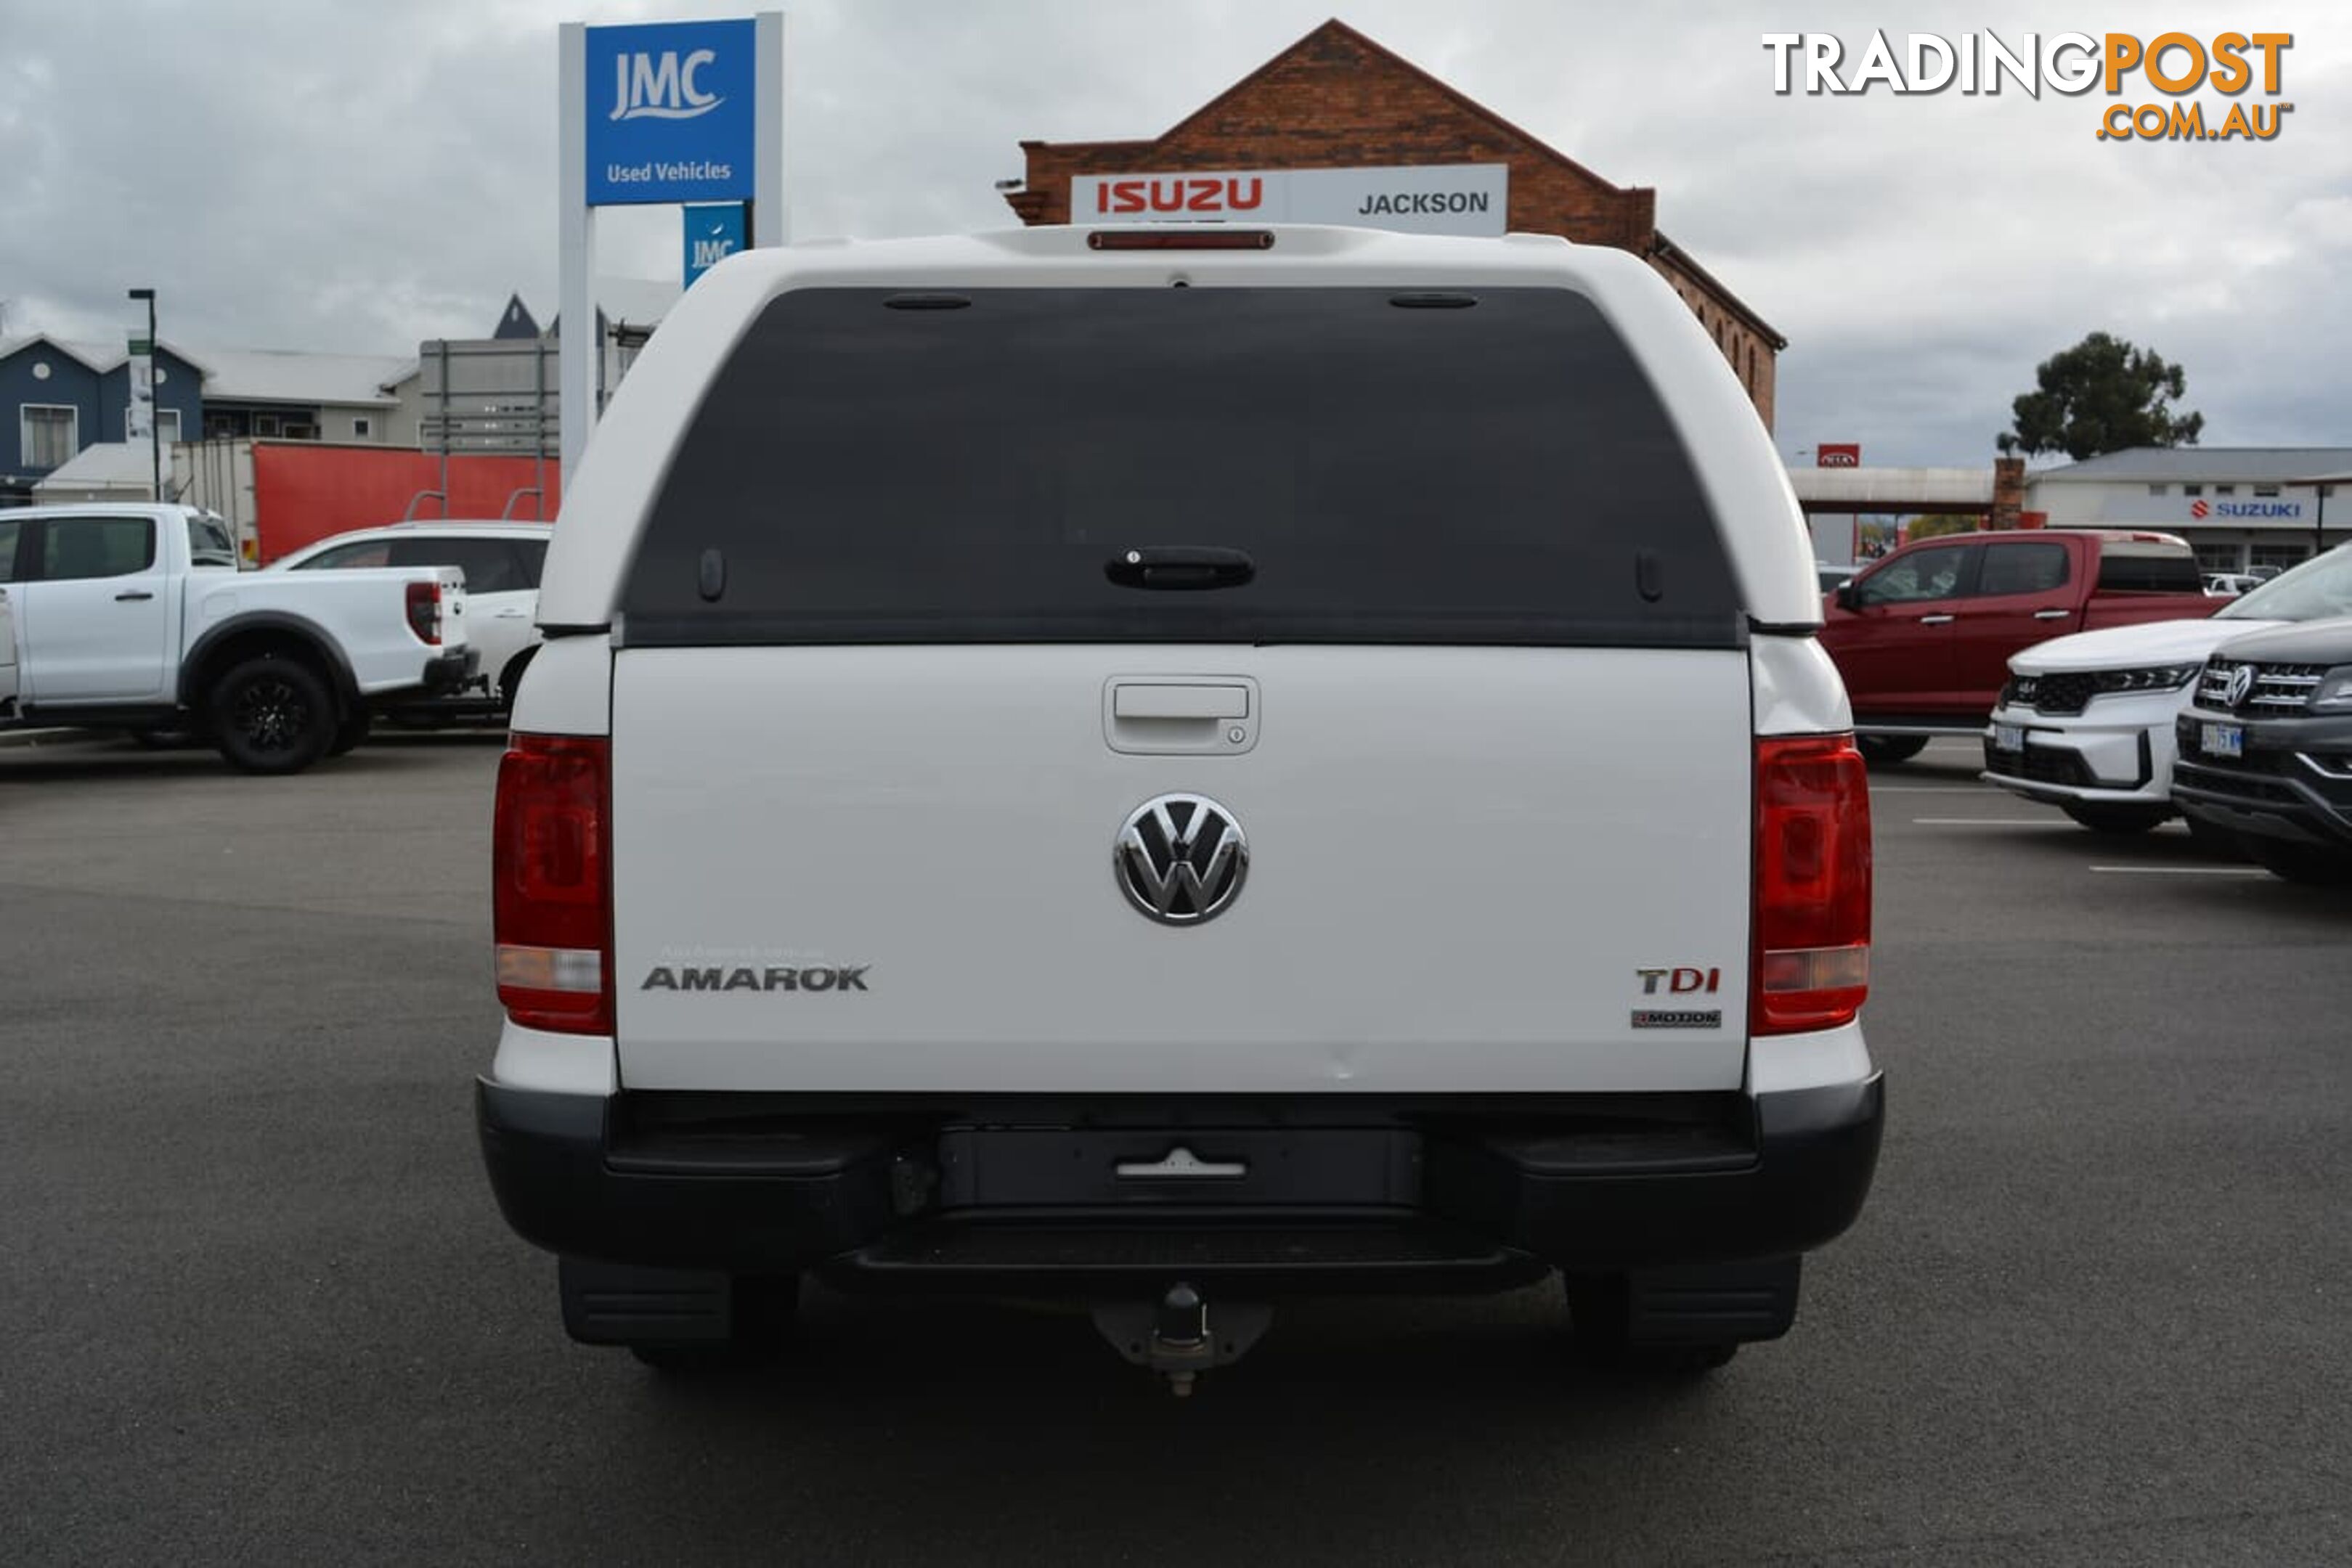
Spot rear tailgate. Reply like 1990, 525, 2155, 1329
611, 645, 1751, 1093
601, 279, 1760, 1095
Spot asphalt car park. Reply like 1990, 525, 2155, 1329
4, 734, 2348, 1564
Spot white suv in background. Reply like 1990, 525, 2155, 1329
271, 521, 552, 709
1985, 543, 2352, 833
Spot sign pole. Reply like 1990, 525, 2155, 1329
558, 22, 595, 489
754, 11, 786, 246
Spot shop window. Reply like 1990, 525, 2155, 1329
2182, 483, 2202, 497
2147, 484, 2168, 496
2253, 484, 2280, 497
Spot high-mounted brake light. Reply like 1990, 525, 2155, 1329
1753, 733, 1872, 1035
1087, 229, 1276, 251
404, 579, 442, 645
494, 734, 613, 1034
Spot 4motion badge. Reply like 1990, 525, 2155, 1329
1632, 964, 1723, 1029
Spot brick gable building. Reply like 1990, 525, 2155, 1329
1005, 19, 1783, 428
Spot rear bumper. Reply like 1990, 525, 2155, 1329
419, 648, 480, 696
477, 1076, 1884, 1294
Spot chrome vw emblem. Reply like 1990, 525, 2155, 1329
2223, 663, 2257, 709
1115, 793, 1248, 926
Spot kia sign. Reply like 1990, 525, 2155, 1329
1817, 444, 1862, 467
1070, 164, 1509, 237
585, 19, 756, 205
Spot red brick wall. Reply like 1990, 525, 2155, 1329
1011, 22, 1777, 428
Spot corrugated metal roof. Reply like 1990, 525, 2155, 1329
34, 441, 155, 486
196, 348, 410, 407
1, 334, 404, 405
2032, 447, 2352, 483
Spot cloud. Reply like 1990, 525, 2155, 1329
0, 0, 2341, 465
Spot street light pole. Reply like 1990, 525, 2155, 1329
126, 288, 160, 502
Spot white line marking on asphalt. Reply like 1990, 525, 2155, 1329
2088, 865, 2271, 875
1871, 785, 2001, 793
1911, 817, 2075, 826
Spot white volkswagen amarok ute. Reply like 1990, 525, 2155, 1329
476, 224, 1883, 1389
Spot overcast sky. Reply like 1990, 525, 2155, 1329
2, 1, 2345, 465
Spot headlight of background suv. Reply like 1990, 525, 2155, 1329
2092, 665, 2202, 694
2309, 666, 2352, 712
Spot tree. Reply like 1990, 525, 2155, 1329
1904, 513, 1983, 540
1997, 332, 2204, 460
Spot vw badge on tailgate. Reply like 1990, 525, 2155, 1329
1115, 793, 1248, 926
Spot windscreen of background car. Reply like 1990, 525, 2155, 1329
619, 287, 1743, 648
2216, 544, 2352, 622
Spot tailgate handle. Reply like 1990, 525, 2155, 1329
1113, 683, 1248, 721
1104, 546, 1255, 591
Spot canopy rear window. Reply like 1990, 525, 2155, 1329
2096, 541, 2203, 593
620, 286, 1743, 647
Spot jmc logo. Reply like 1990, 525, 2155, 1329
611, 49, 723, 122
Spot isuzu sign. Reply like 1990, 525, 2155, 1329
585, 19, 756, 205
1071, 164, 1509, 237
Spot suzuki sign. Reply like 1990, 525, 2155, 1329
585, 19, 757, 205
1070, 164, 1509, 237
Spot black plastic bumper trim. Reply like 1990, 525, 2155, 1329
476, 1074, 1884, 1289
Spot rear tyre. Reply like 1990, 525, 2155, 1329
1563, 1275, 1738, 1378
208, 656, 336, 775
325, 709, 373, 758
497, 648, 539, 712
2238, 836, 2352, 886
628, 1275, 802, 1375
1857, 735, 1929, 767
2059, 801, 2170, 836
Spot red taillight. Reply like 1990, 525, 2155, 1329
493, 733, 612, 1034
1753, 732, 1872, 1035
1086, 229, 1276, 250
405, 579, 442, 645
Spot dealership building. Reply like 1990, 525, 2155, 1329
2025, 448, 2351, 576
1001, 19, 1783, 429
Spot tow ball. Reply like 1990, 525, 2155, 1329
1091, 1283, 1274, 1397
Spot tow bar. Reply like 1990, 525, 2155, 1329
1091, 1282, 1274, 1397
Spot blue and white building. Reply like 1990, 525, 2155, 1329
0, 334, 415, 504
2025, 448, 2351, 576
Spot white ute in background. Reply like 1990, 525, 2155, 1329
269, 520, 552, 712
0, 504, 474, 772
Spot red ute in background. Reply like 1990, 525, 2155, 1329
1819, 529, 2213, 764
